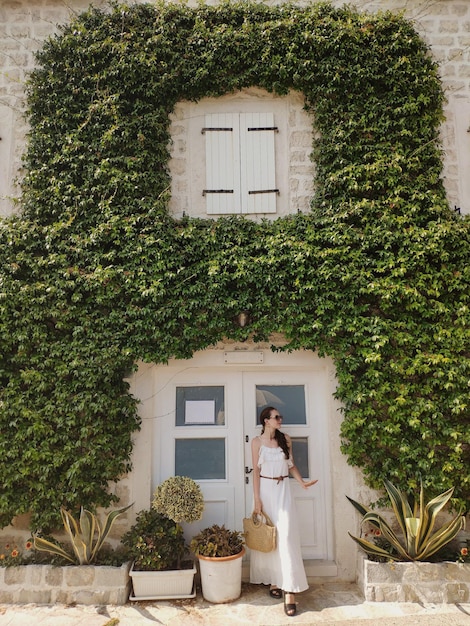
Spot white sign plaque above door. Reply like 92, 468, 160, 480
224, 351, 264, 364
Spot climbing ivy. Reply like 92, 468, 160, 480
0, 1, 469, 529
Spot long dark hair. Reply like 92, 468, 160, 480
259, 406, 290, 459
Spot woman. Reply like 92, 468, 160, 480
250, 406, 318, 617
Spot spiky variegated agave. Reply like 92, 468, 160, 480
347, 480, 465, 561
34, 504, 132, 564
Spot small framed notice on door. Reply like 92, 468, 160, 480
185, 400, 216, 424
175, 386, 225, 426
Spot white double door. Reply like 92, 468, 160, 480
153, 350, 332, 560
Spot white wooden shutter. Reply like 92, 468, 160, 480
240, 112, 277, 214
203, 113, 240, 214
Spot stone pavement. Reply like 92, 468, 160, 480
0, 582, 469, 626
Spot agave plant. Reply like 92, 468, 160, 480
347, 480, 465, 562
34, 504, 132, 565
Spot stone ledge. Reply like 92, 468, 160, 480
360, 558, 470, 603
0, 561, 131, 605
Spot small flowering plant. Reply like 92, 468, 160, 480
457, 542, 469, 563
359, 524, 398, 562
0, 540, 34, 567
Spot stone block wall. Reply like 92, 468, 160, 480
360, 558, 470, 603
0, 562, 131, 605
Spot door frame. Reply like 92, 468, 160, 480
145, 347, 335, 562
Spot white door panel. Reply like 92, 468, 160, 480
154, 369, 244, 537
242, 370, 329, 559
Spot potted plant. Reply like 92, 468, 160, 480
347, 480, 468, 602
122, 476, 204, 600
190, 524, 245, 603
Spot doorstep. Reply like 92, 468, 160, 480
242, 559, 338, 583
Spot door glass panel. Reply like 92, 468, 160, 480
175, 438, 226, 479
256, 385, 306, 424
291, 437, 309, 478
176, 386, 225, 426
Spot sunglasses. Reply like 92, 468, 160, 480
270, 415, 283, 420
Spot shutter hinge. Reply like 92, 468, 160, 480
247, 126, 279, 132
203, 189, 234, 196
201, 127, 233, 133
248, 189, 280, 195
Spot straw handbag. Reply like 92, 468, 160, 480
243, 511, 277, 553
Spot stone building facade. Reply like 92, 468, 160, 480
1, 0, 469, 218
0, 0, 469, 585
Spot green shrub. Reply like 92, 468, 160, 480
121, 509, 186, 571
152, 476, 204, 524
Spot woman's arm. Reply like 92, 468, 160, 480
251, 436, 263, 514
286, 434, 318, 489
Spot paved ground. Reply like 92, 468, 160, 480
1, 582, 469, 625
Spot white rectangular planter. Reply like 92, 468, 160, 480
0, 562, 131, 605
360, 558, 470, 603
129, 563, 196, 600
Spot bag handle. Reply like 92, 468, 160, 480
251, 510, 274, 527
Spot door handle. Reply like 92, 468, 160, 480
245, 466, 253, 474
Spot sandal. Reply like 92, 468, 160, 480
269, 586, 282, 599
284, 592, 296, 617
